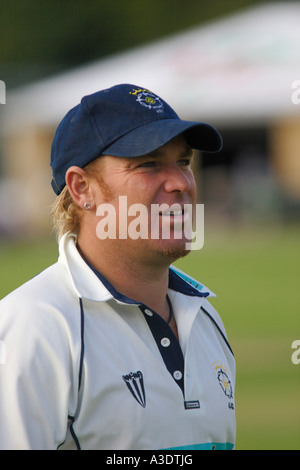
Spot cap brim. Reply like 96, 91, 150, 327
101, 119, 222, 157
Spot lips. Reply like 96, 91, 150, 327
158, 202, 186, 217
158, 206, 192, 228
159, 209, 184, 217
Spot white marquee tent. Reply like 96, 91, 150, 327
3, 1, 300, 132
1, 2, 300, 234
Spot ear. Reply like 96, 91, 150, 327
65, 166, 94, 210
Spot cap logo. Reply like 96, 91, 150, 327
129, 87, 164, 113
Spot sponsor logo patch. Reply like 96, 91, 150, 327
122, 370, 146, 408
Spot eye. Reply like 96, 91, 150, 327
137, 161, 157, 168
178, 158, 192, 167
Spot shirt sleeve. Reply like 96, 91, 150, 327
0, 291, 80, 450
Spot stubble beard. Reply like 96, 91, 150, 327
85, 164, 193, 265
162, 247, 191, 263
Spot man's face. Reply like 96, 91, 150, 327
88, 135, 197, 264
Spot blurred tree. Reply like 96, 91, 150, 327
0, 0, 265, 86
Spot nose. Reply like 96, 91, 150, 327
163, 164, 194, 194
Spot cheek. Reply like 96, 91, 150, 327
127, 177, 157, 204
188, 173, 197, 200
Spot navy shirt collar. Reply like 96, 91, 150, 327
85, 259, 209, 305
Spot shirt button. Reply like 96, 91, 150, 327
173, 370, 182, 381
161, 337, 171, 347
144, 309, 153, 317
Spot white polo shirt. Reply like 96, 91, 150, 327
0, 233, 236, 450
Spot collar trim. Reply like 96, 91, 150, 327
86, 260, 215, 304
59, 233, 215, 302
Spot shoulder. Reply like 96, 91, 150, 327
0, 261, 83, 392
200, 298, 234, 359
1, 261, 73, 306
0, 261, 80, 339
0, 261, 83, 429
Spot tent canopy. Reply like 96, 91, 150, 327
3, 2, 300, 133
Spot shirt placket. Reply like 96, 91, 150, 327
139, 305, 185, 395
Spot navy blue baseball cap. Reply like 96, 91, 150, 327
50, 83, 222, 195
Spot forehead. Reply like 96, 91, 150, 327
147, 135, 193, 159
87, 135, 194, 177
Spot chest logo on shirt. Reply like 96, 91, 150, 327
122, 371, 146, 408
213, 362, 233, 400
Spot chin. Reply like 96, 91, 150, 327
162, 247, 191, 262
144, 238, 192, 265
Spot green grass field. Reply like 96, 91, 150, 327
175, 222, 300, 450
0, 222, 299, 449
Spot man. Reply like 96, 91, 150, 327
0, 84, 235, 450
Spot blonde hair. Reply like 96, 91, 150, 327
50, 185, 81, 240
50, 158, 109, 240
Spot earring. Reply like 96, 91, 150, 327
83, 202, 92, 210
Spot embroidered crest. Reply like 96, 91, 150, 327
129, 87, 164, 113
122, 371, 146, 408
213, 362, 233, 399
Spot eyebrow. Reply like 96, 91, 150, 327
147, 144, 194, 159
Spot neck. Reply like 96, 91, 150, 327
76, 233, 171, 319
